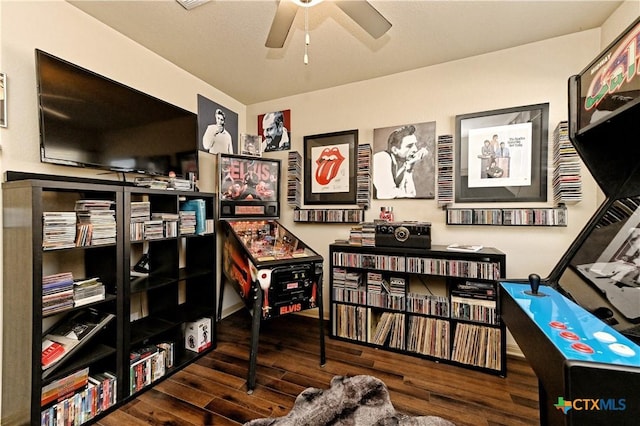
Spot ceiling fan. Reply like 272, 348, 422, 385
265, 0, 392, 48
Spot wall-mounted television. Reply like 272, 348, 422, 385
36, 49, 198, 178
218, 154, 281, 219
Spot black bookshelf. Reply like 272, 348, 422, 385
329, 243, 507, 376
1, 178, 217, 425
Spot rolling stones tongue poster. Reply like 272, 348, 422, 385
311, 145, 349, 194
304, 130, 357, 205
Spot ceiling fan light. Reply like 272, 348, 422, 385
176, 0, 210, 10
292, 0, 324, 8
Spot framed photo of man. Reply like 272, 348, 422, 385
259, 109, 291, 152
373, 121, 436, 200
197, 94, 238, 155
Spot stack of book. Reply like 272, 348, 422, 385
75, 200, 116, 246
143, 220, 164, 240
151, 212, 180, 238
180, 199, 206, 234
129, 342, 175, 393
40, 368, 117, 425
130, 201, 151, 241
42, 212, 77, 250
42, 272, 75, 315
179, 210, 197, 235
73, 277, 105, 307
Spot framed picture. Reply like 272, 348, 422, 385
197, 94, 239, 155
240, 133, 262, 157
372, 121, 436, 199
304, 129, 357, 205
455, 103, 549, 203
258, 109, 291, 152
0, 73, 6, 128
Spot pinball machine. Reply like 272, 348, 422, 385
216, 153, 325, 392
500, 17, 640, 425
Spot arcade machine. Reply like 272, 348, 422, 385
216, 153, 325, 392
500, 17, 640, 425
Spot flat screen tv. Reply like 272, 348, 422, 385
218, 154, 281, 219
36, 49, 198, 178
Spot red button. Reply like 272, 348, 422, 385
571, 342, 594, 354
549, 321, 567, 330
559, 331, 580, 341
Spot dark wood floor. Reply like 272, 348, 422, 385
96, 310, 540, 426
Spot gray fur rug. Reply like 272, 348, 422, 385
244, 375, 455, 426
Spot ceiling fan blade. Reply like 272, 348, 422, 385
335, 0, 391, 39
266, 0, 299, 48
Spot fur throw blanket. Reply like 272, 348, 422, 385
244, 375, 455, 426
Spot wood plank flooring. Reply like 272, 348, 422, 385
96, 310, 540, 426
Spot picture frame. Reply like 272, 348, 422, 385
304, 129, 358, 205
455, 103, 549, 203
0, 73, 6, 128
240, 133, 262, 157
197, 94, 239, 155
258, 109, 291, 152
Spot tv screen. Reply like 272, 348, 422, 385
557, 196, 640, 331
36, 49, 198, 178
218, 154, 281, 219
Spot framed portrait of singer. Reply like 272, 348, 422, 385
304, 129, 357, 205
455, 103, 549, 203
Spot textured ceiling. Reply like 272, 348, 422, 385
68, 0, 624, 105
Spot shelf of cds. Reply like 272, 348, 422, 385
2, 177, 218, 426
446, 206, 567, 226
436, 134, 454, 207
287, 151, 302, 208
553, 121, 582, 204
293, 208, 365, 223
329, 243, 506, 376
357, 144, 372, 209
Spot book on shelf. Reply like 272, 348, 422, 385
446, 243, 484, 252
41, 367, 89, 406
180, 198, 207, 235
73, 277, 106, 307
41, 308, 115, 377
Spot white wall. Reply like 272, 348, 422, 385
248, 30, 601, 292
0, 0, 245, 417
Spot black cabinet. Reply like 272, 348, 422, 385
329, 243, 507, 376
1, 179, 217, 425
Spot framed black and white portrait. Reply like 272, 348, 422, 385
372, 121, 436, 200
240, 133, 262, 157
197, 94, 238, 155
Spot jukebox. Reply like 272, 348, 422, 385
216, 153, 325, 392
